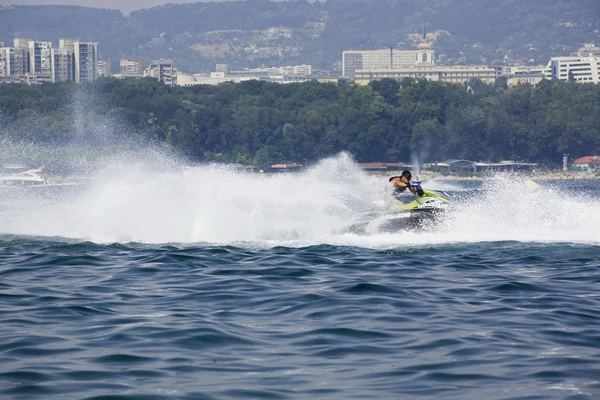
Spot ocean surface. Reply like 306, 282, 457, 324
1, 156, 600, 399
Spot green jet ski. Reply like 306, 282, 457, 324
391, 188, 452, 212
348, 181, 452, 234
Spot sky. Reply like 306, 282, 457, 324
6, 0, 239, 14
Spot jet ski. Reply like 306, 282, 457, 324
348, 180, 452, 234
390, 188, 451, 213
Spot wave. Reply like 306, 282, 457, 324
1, 153, 599, 247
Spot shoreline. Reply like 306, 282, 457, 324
369, 171, 599, 181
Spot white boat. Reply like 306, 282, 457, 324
0, 168, 47, 186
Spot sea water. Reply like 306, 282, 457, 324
1, 154, 599, 399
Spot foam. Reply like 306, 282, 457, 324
1, 154, 599, 248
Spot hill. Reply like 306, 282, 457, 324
1, 0, 599, 73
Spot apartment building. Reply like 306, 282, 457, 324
59, 38, 77, 51
0, 38, 106, 84
74, 41, 98, 83
144, 59, 176, 85
0, 46, 29, 76
97, 59, 111, 77
549, 56, 600, 83
0, 48, 11, 76
120, 59, 143, 75
13, 38, 31, 50
50, 48, 75, 82
28, 40, 53, 74
57, 39, 99, 83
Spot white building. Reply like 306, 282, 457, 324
294, 65, 312, 76
342, 41, 435, 78
501, 56, 600, 85
13, 39, 31, 74
215, 64, 229, 74
497, 65, 550, 77
177, 72, 257, 86
0, 46, 29, 76
28, 41, 53, 74
271, 64, 312, 76
548, 56, 600, 83
505, 74, 547, 87
97, 59, 111, 77
354, 65, 496, 85
229, 64, 313, 77
50, 48, 75, 82
177, 71, 336, 86
13, 38, 31, 50
112, 73, 145, 80
25, 73, 52, 84
144, 59, 176, 85
57, 39, 99, 83
59, 38, 77, 51
0, 38, 103, 84
73, 41, 98, 83
120, 59, 143, 75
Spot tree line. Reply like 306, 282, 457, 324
0, 77, 599, 169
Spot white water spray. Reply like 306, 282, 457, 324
1, 153, 600, 248
0, 153, 379, 244
436, 175, 600, 244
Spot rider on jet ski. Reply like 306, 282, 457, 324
389, 170, 425, 202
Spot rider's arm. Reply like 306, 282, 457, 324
408, 182, 425, 197
391, 177, 408, 189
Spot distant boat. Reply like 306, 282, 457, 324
0, 168, 46, 186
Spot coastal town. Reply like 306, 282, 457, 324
1, 36, 599, 86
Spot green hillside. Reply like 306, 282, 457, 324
0, 0, 598, 72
